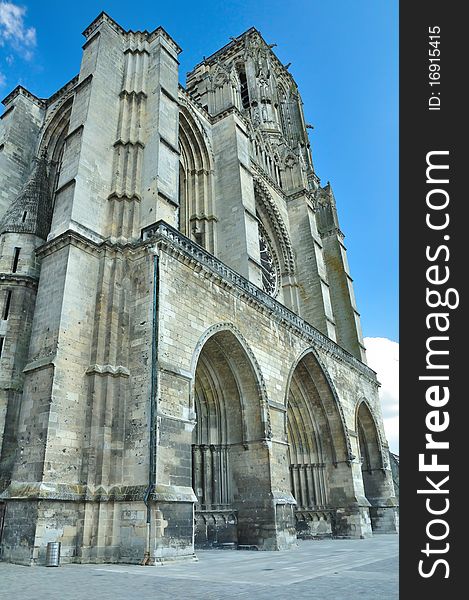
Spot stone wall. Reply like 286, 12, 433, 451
0, 222, 397, 564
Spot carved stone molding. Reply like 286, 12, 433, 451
142, 221, 378, 384
253, 177, 295, 275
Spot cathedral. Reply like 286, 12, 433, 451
0, 13, 398, 565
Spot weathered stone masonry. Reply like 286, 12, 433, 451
0, 12, 397, 565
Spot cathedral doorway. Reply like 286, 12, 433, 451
285, 352, 349, 539
356, 401, 385, 530
191, 329, 269, 548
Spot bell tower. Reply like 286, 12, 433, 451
185, 29, 366, 360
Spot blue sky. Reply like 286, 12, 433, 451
0, 0, 399, 342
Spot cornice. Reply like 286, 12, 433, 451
141, 221, 378, 383
1, 85, 45, 109
82, 12, 182, 55
0, 273, 39, 289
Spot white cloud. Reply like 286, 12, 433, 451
0, 2, 36, 60
364, 336, 399, 455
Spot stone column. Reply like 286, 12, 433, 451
139, 29, 181, 231
316, 185, 366, 361
211, 112, 261, 286
287, 193, 337, 339
328, 461, 373, 539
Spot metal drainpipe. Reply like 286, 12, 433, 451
143, 250, 159, 563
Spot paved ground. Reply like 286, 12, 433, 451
0, 535, 398, 600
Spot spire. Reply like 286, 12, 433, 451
0, 150, 52, 240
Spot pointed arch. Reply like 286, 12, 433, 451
235, 62, 250, 111
355, 398, 395, 531
276, 80, 289, 137
355, 399, 386, 471
38, 97, 74, 200
285, 348, 354, 538
178, 105, 216, 252
190, 322, 271, 440
285, 348, 353, 468
190, 323, 273, 548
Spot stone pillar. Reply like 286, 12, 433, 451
0, 232, 42, 486
328, 461, 373, 539
316, 185, 366, 362
149, 366, 197, 561
1, 15, 153, 564
361, 460, 399, 533
49, 15, 125, 240
140, 29, 181, 231
287, 193, 337, 339
211, 113, 260, 285
229, 440, 296, 551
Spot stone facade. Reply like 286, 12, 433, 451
0, 12, 397, 566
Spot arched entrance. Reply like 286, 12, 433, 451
356, 401, 390, 531
191, 328, 270, 548
286, 351, 351, 539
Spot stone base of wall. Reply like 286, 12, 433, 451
0, 496, 399, 563
334, 503, 373, 539
274, 500, 297, 550
0, 499, 39, 565
369, 505, 399, 534
295, 510, 334, 539
234, 494, 297, 551
0, 496, 195, 566
148, 501, 195, 561
195, 509, 238, 548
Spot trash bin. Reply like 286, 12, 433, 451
45, 541, 61, 567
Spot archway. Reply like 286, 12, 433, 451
39, 97, 73, 200
253, 178, 299, 310
286, 350, 351, 538
356, 401, 387, 531
191, 328, 270, 548
178, 107, 215, 252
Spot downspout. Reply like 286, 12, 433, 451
143, 249, 159, 564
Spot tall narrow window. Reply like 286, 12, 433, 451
2, 290, 12, 320
239, 69, 250, 110
0, 337, 4, 358
12, 248, 21, 273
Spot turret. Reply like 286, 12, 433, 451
0, 152, 52, 488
